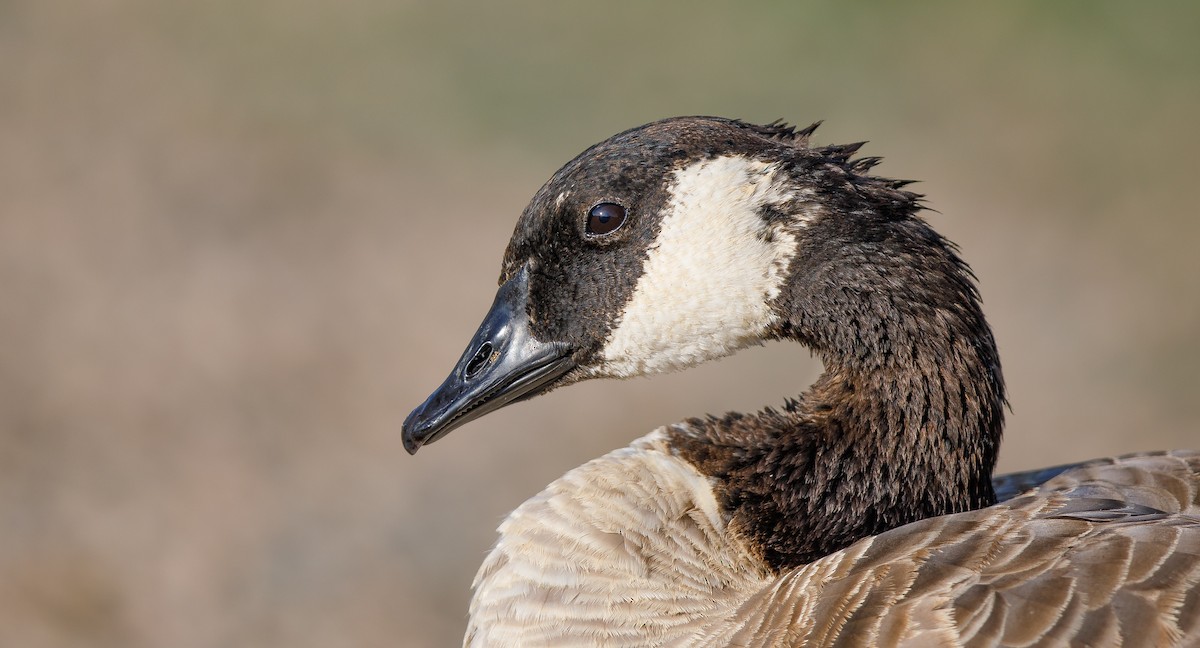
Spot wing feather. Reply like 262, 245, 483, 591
467, 450, 1200, 647
730, 451, 1200, 647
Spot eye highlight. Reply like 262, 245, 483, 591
586, 202, 627, 236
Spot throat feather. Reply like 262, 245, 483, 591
666, 257, 1005, 571
596, 155, 801, 378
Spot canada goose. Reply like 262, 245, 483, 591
403, 117, 1200, 647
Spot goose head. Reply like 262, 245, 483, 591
403, 116, 1000, 458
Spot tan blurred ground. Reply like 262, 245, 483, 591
2, 2, 1198, 646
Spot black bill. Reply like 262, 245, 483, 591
402, 265, 575, 454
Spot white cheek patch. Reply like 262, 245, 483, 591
597, 155, 800, 378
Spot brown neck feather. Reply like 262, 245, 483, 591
668, 214, 1005, 571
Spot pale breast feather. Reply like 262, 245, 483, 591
465, 430, 774, 647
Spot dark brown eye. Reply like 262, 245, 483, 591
586, 202, 627, 236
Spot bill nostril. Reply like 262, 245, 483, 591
464, 341, 494, 379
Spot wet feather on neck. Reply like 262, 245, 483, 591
669, 166, 1006, 571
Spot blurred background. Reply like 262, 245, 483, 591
3, 1, 1198, 646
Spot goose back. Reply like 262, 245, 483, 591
467, 448, 1200, 647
